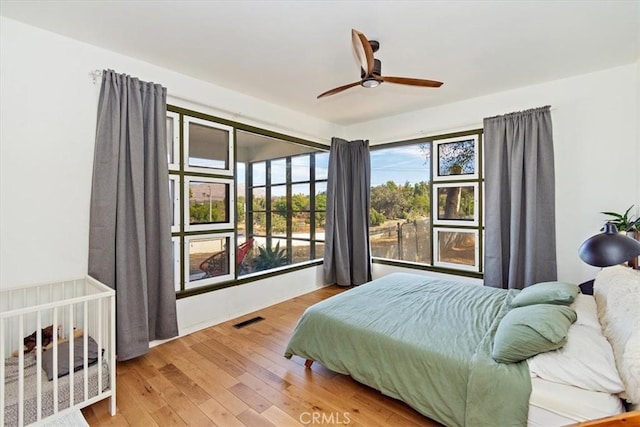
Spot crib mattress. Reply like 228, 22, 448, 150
3, 353, 110, 426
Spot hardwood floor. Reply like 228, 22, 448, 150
82, 285, 441, 426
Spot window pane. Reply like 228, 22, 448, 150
270, 212, 287, 237
293, 212, 310, 235
291, 155, 310, 182
315, 182, 327, 231
315, 152, 329, 180
437, 138, 476, 177
188, 236, 230, 282
291, 239, 311, 263
188, 122, 229, 170
252, 162, 266, 186
314, 216, 326, 243
437, 230, 476, 266
369, 143, 431, 263
252, 188, 266, 211
189, 181, 229, 225
270, 159, 287, 184
236, 162, 246, 236
437, 186, 475, 221
169, 177, 177, 229
292, 184, 310, 211
252, 212, 266, 234
243, 237, 290, 273
166, 116, 176, 165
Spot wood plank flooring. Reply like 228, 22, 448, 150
82, 285, 441, 426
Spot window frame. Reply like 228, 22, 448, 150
169, 105, 327, 298
433, 134, 479, 182
183, 115, 235, 176
183, 176, 234, 232
184, 232, 236, 289
432, 182, 479, 227
368, 129, 484, 278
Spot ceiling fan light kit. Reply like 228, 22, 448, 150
318, 29, 443, 99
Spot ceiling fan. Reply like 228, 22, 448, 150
317, 29, 443, 99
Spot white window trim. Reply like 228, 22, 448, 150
432, 182, 479, 227
184, 116, 234, 176
172, 237, 181, 292
433, 227, 480, 272
184, 176, 235, 232
167, 111, 181, 171
184, 232, 235, 289
169, 175, 181, 233
433, 134, 479, 181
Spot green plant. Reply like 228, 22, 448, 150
253, 242, 288, 271
601, 205, 640, 232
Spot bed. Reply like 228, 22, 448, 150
1, 276, 116, 426
285, 266, 639, 426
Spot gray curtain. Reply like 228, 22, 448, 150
483, 106, 557, 289
323, 138, 372, 286
88, 70, 178, 361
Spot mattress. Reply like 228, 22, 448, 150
3, 353, 110, 426
527, 377, 625, 426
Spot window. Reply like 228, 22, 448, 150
169, 109, 236, 293
169, 106, 328, 296
369, 130, 483, 275
237, 130, 328, 276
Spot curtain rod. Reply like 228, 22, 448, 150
90, 69, 102, 84
89, 69, 329, 143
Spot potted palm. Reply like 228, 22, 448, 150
601, 205, 640, 234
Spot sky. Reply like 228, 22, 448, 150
370, 144, 431, 187
234, 144, 431, 197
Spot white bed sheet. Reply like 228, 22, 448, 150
527, 377, 624, 426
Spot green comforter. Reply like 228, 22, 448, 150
284, 273, 531, 427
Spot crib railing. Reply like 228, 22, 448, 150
1, 276, 116, 426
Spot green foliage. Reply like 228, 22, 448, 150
190, 201, 225, 223
253, 242, 288, 271
601, 205, 640, 232
370, 208, 386, 227
370, 180, 430, 221
236, 196, 245, 222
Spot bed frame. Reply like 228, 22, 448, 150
1, 276, 116, 426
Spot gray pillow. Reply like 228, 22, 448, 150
42, 336, 99, 381
510, 281, 579, 308
492, 304, 577, 363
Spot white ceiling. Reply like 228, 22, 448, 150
1, 1, 638, 126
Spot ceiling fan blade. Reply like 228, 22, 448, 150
317, 81, 362, 99
380, 76, 443, 88
352, 29, 374, 76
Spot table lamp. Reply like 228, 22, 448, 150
577, 223, 640, 294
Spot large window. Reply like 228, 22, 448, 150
169, 106, 328, 296
237, 131, 328, 276
369, 130, 483, 275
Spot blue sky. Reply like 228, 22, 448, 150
370, 145, 430, 187
236, 145, 430, 196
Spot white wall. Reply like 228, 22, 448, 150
1, 16, 638, 335
0, 17, 333, 332
346, 63, 640, 284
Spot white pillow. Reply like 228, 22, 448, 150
594, 265, 640, 403
570, 293, 601, 330
528, 324, 624, 394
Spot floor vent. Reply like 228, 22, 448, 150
233, 316, 265, 329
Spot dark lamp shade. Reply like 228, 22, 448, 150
578, 223, 640, 267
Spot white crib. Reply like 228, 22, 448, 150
1, 276, 116, 426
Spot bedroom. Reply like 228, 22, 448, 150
1, 1, 639, 426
